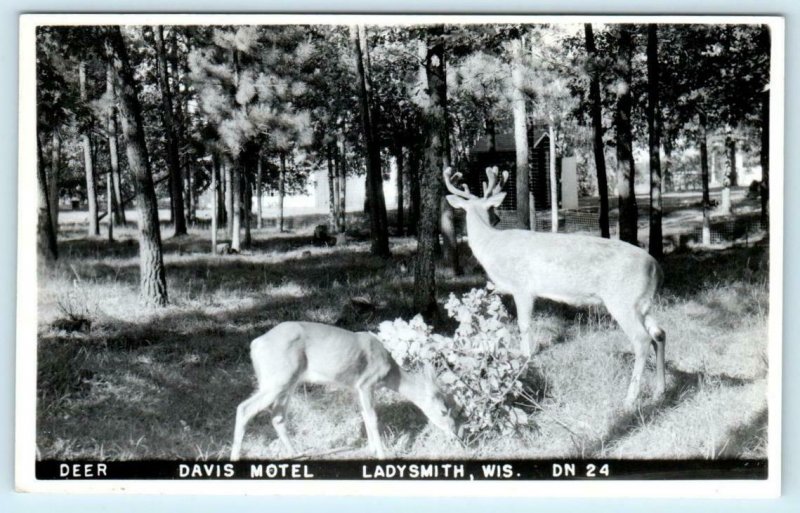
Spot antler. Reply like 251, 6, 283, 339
443, 167, 476, 199
483, 166, 509, 197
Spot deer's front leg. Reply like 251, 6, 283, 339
357, 387, 386, 459
513, 293, 537, 356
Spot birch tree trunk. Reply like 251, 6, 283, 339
511, 37, 530, 229
243, 164, 251, 248
336, 136, 347, 243
231, 160, 241, 251
224, 159, 233, 238
699, 110, 712, 245
79, 60, 99, 236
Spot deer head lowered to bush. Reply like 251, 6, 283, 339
443, 166, 666, 410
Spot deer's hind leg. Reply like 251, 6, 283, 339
269, 386, 297, 456
607, 302, 655, 411
644, 313, 666, 399
231, 386, 283, 461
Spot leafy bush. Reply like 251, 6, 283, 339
377, 285, 531, 442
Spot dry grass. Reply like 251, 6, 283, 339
36, 221, 769, 461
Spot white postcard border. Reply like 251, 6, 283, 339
15, 13, 785, 498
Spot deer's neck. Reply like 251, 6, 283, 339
395, 370, 431, 411
464, 210, 502, 260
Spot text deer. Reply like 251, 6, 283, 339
230, 321, 459, 460
444, 166, 666, 409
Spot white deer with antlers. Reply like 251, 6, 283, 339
444, 166, 666, 409
230, 321, 460, 460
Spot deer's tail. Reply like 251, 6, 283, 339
644, 314, 665, 343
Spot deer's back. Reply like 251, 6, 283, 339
250, 322, 394, 388
473, 230, 661, 305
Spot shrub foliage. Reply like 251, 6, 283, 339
378, 285, 531, 442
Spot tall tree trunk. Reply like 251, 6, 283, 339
256, 152, 263, 229
511, 37, 531, 229
414, 28, 447, 318
106, 26, 168, 306
351, 25, 390, 257
760, 88, 770, 228
106, 159, 114, 242
336, 133, 347, 241
727, 134, 738, 187
211, 153, 219, 254
615, 26, 638, 246
327, 144, 337, 231
711, 152, 717, 185
720, 133, 735, 215
436, 54, 459, 274
585, 23, 610, 238
186, 165, 193, 225
79, 60, 99, 236
224, 159, 233, 237
279, 152, 286, 232
663, 129, 673, 193
395, 144, 405, 234
155, 26, 187, 236
169, 31, 193, 225
231, 160, 242, 251
105, 63, 122, 229
243, 162, 252, 248
217, 160, 226, 226
699, 110, 712, 245
38, 135, 58, 260
48, 129, 61, 235
646, 25, 663, 260
408, 144, 421, 236
549, 124, 558, 233
699, 111, 711, 207
110, 117, 126, 225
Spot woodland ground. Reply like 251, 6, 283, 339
36, 192, 769, 461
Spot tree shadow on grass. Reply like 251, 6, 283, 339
716, 407, 768, 458
661, 245, 768, 300
582, 365, 757, 457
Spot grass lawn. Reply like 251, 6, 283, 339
36, 220, 769, 461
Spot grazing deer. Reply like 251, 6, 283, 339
230, 321, 459, 460
443, 166, 666, 409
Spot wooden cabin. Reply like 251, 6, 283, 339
464, 127, 561, 228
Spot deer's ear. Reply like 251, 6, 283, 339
445, 195, 467, 209
486, 192, 506, 209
